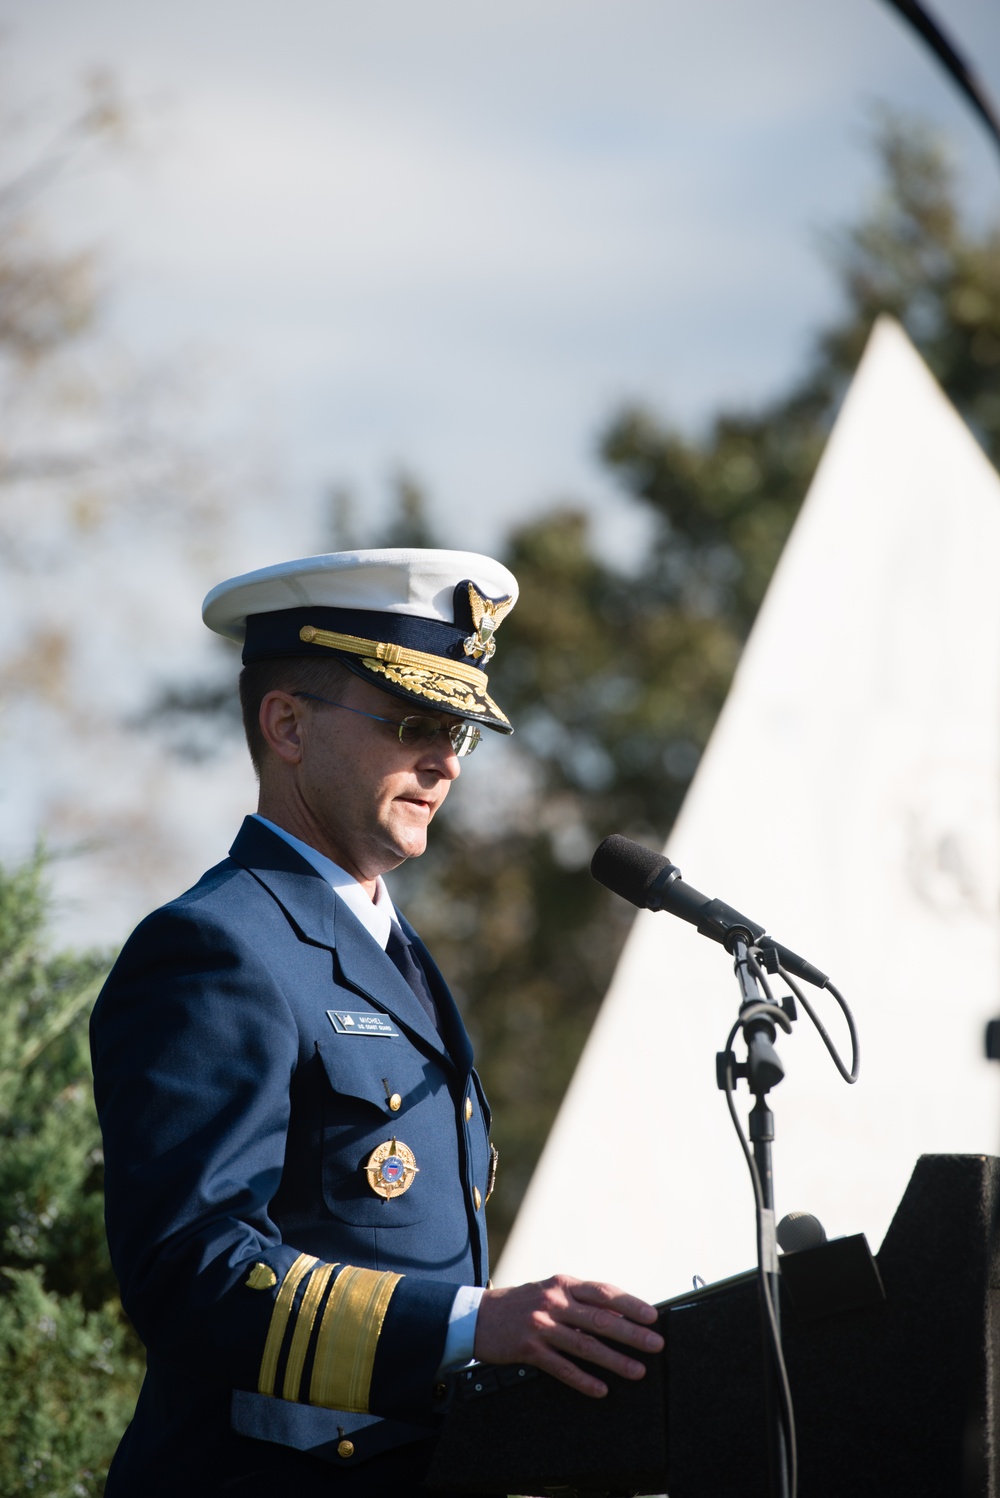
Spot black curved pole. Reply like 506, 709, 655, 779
878, 0, 1000, 161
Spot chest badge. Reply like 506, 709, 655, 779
365, 1138, 419, 1200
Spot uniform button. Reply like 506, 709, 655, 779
473, 1186, 482, 1211
388, 1093, 402, 1112
433, 1382, 448, 1401
465, 1096, 473, 1121
337, 1440, 355, 1460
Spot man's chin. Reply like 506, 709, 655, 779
380, 824, 429, 865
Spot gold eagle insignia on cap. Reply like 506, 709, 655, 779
463, 583, 514, 663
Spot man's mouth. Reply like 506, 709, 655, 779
397, 795, 433, 813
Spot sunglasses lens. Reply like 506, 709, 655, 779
397, 717, 440, 746
396, 716, 481, 756
449, 723, 481, 758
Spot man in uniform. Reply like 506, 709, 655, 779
91, 548, 663, 1495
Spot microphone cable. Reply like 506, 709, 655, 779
719, 990, 799, 1498
718, 948, 859, 1498
775, 964, 859, 1084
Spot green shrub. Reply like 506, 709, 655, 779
0, 856, 142, 1496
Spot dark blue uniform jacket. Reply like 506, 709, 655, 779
90, 816, 492, 1492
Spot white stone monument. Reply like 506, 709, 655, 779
497, 317, 1000, 1301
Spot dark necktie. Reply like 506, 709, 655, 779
385, 921, 439, 1028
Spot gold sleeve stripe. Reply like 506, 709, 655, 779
281, 1260, 339, 1403
298, 625, 488, 691
308, 1265, 402, 1413
258, 1253, 318, 1397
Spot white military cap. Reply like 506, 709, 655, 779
202, 548, 519, 732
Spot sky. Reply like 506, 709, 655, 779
6, 0, 1000, 568
2, 0, 1000, 947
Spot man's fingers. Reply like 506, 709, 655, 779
571, 1281, 662, 1327
584, 1306, 663, 1353
472, 1275, 664, 1386
548, 1322, 650, 1381
533, 1344, 611, 1398
558, 1285, 663, 1355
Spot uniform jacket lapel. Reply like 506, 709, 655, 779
331, 907, 448, 1058
228, 817, 454, 1062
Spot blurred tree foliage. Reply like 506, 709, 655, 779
0, 855, 141, 1495
0, 70, 134, 573
390, 115, 1000, 1251
0, 69, 230, 731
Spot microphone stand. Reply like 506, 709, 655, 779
718, 933, 792, 1498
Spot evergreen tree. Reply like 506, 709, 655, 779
0, 855, 142, 1495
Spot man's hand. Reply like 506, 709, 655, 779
473, 1275, 664, 1398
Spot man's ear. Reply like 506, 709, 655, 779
258, 691, 305, 766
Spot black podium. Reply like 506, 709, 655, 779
427, 1154, 1000, 1497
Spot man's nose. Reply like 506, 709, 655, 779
417, 735, 462, 780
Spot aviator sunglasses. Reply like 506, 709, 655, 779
294, 691, 482, 757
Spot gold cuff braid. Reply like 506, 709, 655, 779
257, 1257, 402, 1414
281, 1260, 337, 1402
258, 1253, 317, 1397
310, 1265, 402, 1412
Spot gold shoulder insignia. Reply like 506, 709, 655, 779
464, 583, 515, 662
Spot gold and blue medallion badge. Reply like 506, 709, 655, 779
365, 1138, 419, 1200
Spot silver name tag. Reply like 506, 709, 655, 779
327, 1009, 399, 1037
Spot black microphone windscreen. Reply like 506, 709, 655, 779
777, 1211, 828, 1253
591, 835, 670, 909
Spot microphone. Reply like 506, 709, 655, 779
590, 834, 829, 989
776, 1212, 828, 1253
